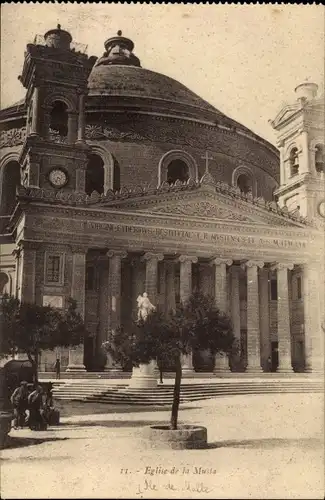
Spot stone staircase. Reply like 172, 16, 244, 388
51, 377, 324, 405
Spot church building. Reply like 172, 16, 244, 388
0, 26, 324, 375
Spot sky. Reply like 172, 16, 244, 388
1, 4, 324, 144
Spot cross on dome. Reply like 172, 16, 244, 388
201, 151, 213, 173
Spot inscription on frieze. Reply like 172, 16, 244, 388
31, 217, 308, 250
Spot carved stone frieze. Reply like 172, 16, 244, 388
0, 127, 26, 148
85, 124, 143, 142
149, 200, 251, 221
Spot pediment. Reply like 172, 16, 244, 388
271, 104, 300, 128
147, 199, 254, 222
136, 191, 296, 227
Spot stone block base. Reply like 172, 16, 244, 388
128, 363, 157, 389
141, 424, 208, 449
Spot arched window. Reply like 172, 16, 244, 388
0, 272, 9, 296
85, 154, 104, 195
237, 174, 252, 194
0, 161, 21, 216
113, 157, 121, 192
49, 100, 68, 138
315, 144, 324, 173
289, 147, 299, 177
167, 159, 189, 184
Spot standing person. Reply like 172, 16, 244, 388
10, 381, 29, 429
54, 358, 60, 380
28, 385, 46, 431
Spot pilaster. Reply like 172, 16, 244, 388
17, 240, 38, 303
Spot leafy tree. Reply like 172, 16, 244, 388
0, 294, 87, 382
104, 291, 235, 430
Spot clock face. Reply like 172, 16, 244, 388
49, 168, 68, 188
318, 200, 325, 218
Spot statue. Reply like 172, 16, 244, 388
137, 292, 156, 322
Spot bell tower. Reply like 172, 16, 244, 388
270, 82, 325, 222
18, 25, 97, 192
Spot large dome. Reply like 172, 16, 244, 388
86, 31, 242, 126
88, 64, 220, 117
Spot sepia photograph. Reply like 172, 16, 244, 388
0, 3, 324, 499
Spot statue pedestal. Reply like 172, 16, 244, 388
128, 360, 158, 389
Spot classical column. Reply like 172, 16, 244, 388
96, 256, 109, 362
243, 260, 264, 373
104, 250, 127, 370
30, 87, 40, 136
68, 112, 78, 144
275, 263, 294, 373
212, 258, 232, 374
142, 252, 164, 306
165, 261, 176, 315
259, 267, 270, 372
42, 106, 51, 140
179, 255, 198, 373
107, 249, 127, 333
298, 128, 310, 175
303, 263, 324, 373
67, 246, 87, 371
75, 162, 86, 193
76, 94, 86, 143
231, 265, 241, 370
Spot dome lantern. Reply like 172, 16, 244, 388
44, 24, 72, 50
95, 30, 141, 68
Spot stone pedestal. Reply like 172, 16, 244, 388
128, 360, 158, 388
181, 353, 194, 375
213, 352, 230, 375
66, 345, 86, 372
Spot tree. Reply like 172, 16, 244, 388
0, 294, 87, 383
104, 291, 235, 430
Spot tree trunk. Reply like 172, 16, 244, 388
27, 352, 38, 385
170, 354, 182, 430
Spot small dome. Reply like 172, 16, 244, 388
44, 24, 72, 50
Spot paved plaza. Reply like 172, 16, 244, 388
1, 393, 324, 499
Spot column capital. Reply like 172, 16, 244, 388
179, 255, 198, 264
107, 249, 127, 259
210, 258, 233, 267
142, 252, 164, 262
70, 245, 87, 254
242, 260, 264, 270
271, 262, 294, 271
